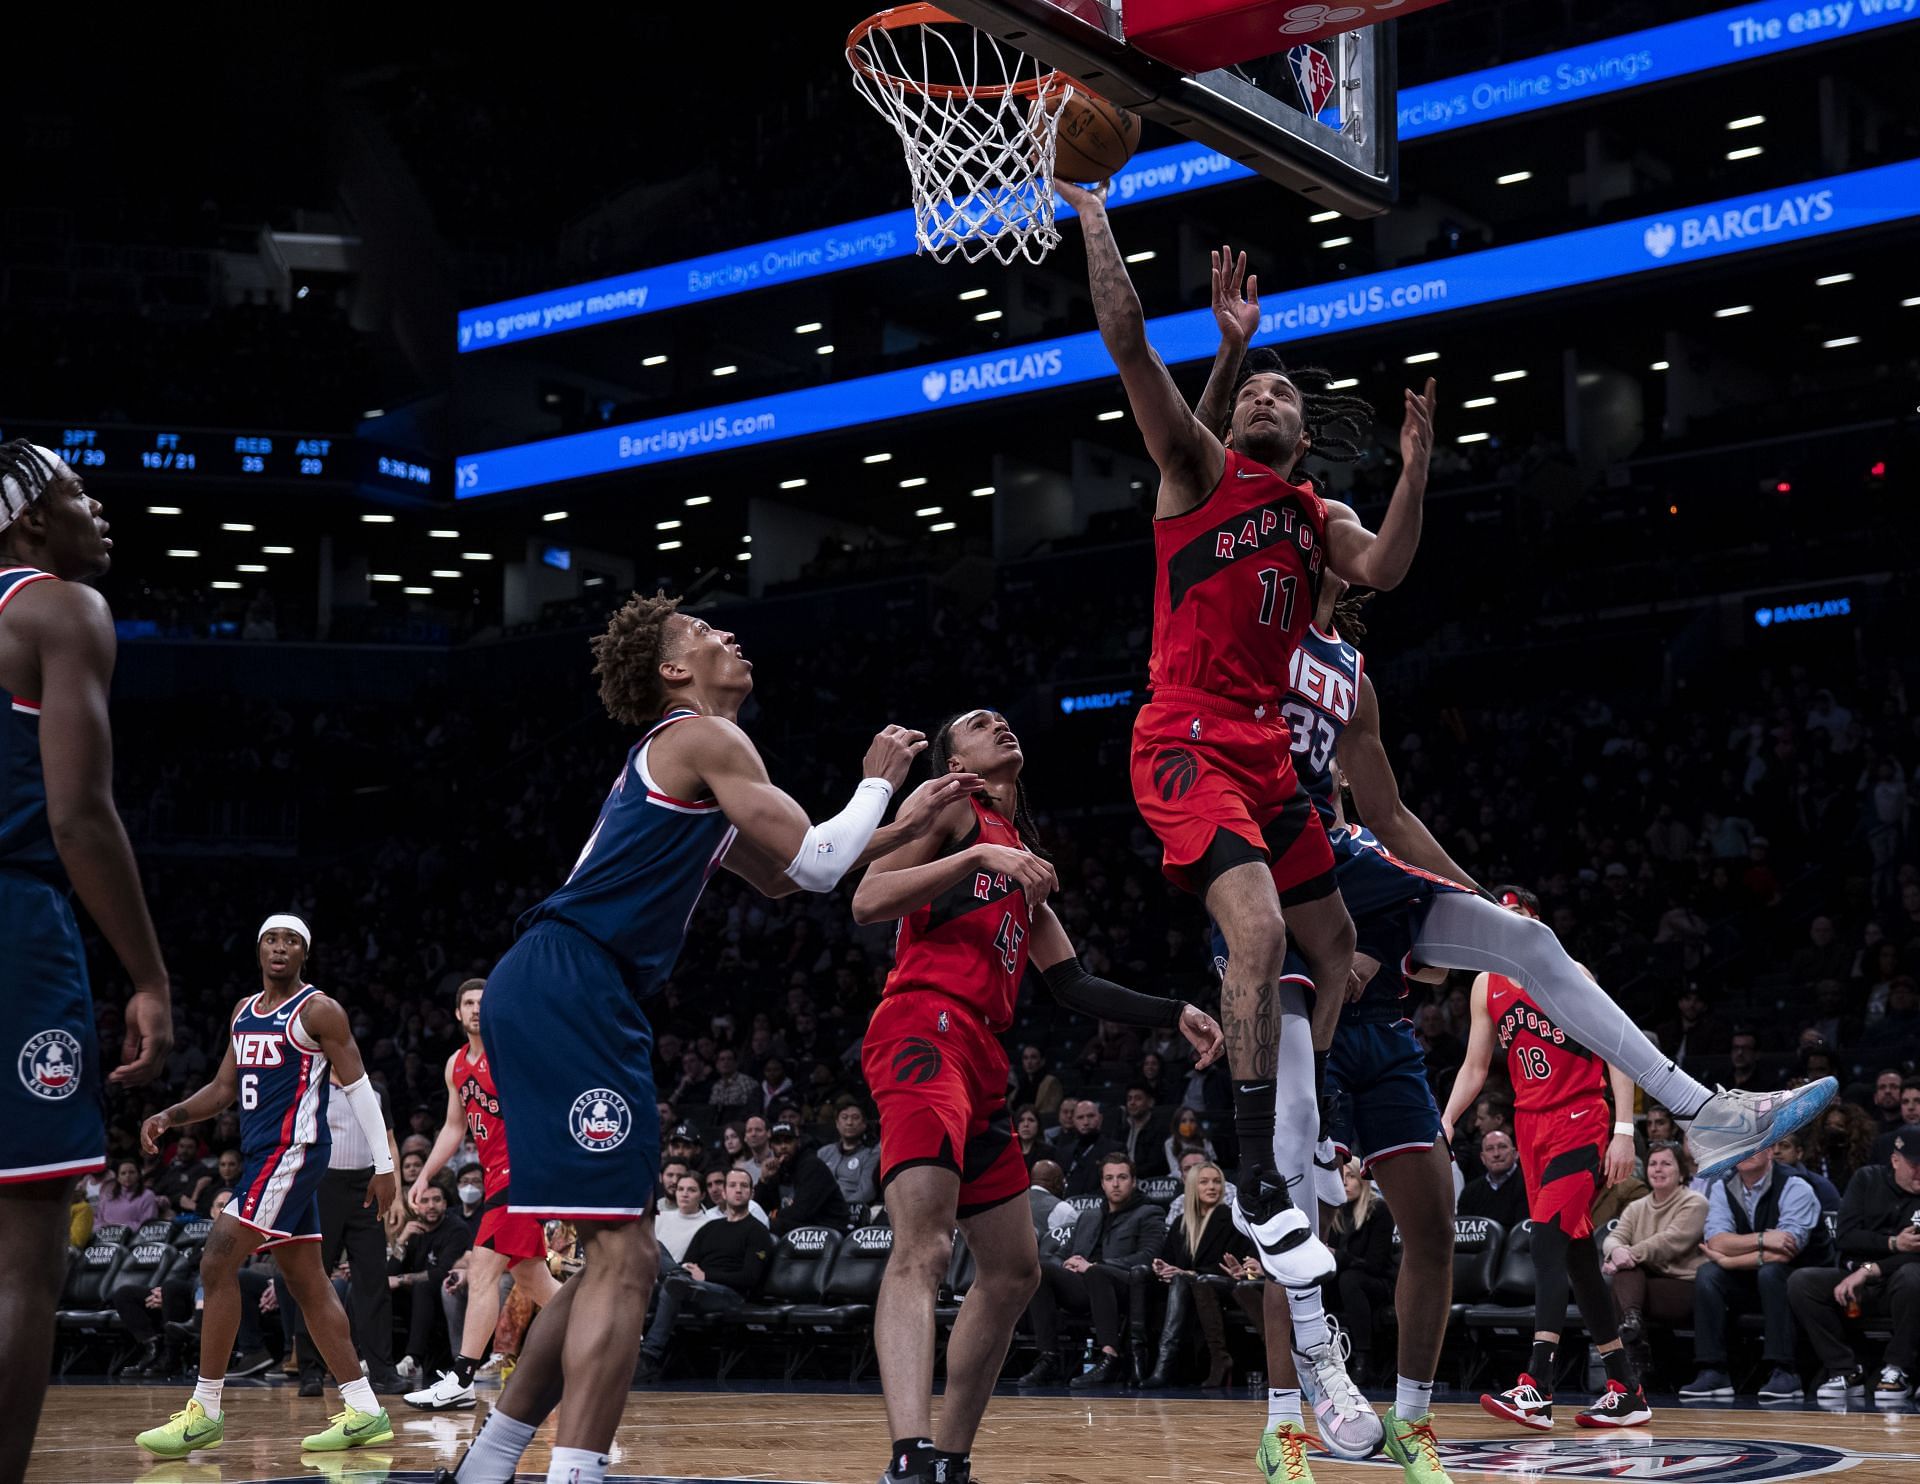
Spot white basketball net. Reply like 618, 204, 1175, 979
849, 6, 1067, 265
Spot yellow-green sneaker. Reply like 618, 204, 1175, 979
135, 1399, 224, 1458
1256, 1419, 1318, 1482
1382, 1407, 1453, 1483
299, 1404, 394, 1451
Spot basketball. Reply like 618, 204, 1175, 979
1048, 86, 1142, 184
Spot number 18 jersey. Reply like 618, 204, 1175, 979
880, 798, 1032, 1034
1486, 973, 1606, 1113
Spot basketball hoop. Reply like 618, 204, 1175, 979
848, 4, 1069, 265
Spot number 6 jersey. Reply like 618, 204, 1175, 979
880, 797, 1032, 1034
230, 985, 332, 1155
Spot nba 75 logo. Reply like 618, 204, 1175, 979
18, 1029, 82, 1101
569, 1088, 632, 1152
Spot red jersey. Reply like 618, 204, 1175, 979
1149, 449, 1328, 708
1485, 973, 1606, 1114
881, 798, 1033, 1034
454, 1043, 511, 1198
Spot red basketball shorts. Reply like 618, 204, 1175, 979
863, 990, 1028, 1218
1516, 1098, 1608, 1240
476, 1191, 548, 1263
1130, 689, 1335, 903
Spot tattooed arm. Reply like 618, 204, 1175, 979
1056, 179, 1223, 517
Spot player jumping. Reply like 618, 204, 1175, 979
406, 976, 562, 1411
854, 707, 1224, 1484
441, 594, 974, 1484
135, 915, 399, 1459
1056, 179, 1436, 1288
1445, 887, 1654, 1430
0, 442, 173, 1484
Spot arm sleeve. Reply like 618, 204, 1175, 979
1041, 956, 1184, 1029
1777, 1176, 1821, 1245
785, 778, 894, 892
337, 1075, 395, 1173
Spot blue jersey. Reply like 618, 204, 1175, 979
0, 566, 63, 881
230, 984, 332, 1156
1280, 621, 1363, 827
518, 708, 738, 993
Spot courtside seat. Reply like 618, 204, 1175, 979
56, 1240, 129, 1329
785, 1223, 893, 1333
1448, 1216, 1505, 1323
90, 1224, 132, 1250
132, 1219, 173, 1247
936, 1228, 975, 1333
726, 1225, 844, 1335
169, 1217, 213, 1250
1062, 1195, 1104, 1218
1138, 1177, 1180, 1207
107, 1239, 180, 1311
1463, 1221, 1551, 1337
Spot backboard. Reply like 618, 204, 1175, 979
934, 0, 1400, 216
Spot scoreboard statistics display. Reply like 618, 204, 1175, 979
0, 421, 439, 496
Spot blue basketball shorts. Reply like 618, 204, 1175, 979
1318, 1012, 1444, 1171
1325, 824, 1474, 971
481, 921, 661, 1222
0, 872, 105, 1187
231, 1139, 329, 1248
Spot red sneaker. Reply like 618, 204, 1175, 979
1576, 1379, 1653, 1428
1480, 1373, 1554, 1431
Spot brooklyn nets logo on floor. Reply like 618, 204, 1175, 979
1344, 1435, 1920, 1480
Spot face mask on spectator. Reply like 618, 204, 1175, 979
458, 1183, 483, 1205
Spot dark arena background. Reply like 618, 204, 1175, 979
4, 5, 1920, 1482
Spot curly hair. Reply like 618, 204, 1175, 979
589, 590, 682, 726
1233, 346, 1377, 464
1331, 586, 1374, 641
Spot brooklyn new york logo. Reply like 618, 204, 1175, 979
1344, 1435, 1920, 1480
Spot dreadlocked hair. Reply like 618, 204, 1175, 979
590, 590, 683, 727
929, 711, 1050, 861
1233, 346, 1378, 466
1331, 587, 1374, 641
0, 440, 61, 548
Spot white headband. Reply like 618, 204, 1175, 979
0, 444, 64, 533
257, 913, 312, 948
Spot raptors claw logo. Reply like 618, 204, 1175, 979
892, 1037, 944, 1085
1154, 747, 1200, 802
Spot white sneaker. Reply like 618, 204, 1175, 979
1294, 1320, 1383, 1459
404, 1369, 477, 1411
1231, 1177, 1335, 1286
395, 1353, 419, 1383
1876, 1365, 1912, 1405
1685, 1079, 1837, 1179
475, 1351, 510, 1377
1815, 1369, 1865, 1400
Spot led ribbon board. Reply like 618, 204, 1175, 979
455, 0, 1918, 352
455, 158, 1920, 498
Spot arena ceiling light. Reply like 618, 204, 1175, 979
165, 549, 199, 558
863, 452, 892, 464
1904, 296, 1920, 308
736, 551, 751, 561
816, 344, 835, 354
658, 540, 683, 551
1405, 351, 1439, 364
794, 322, 823, 334
1650, 361, 1670, 371
369, 573, 403, 583
1727, 146, 1764, 161
975, 309, 1003, 322
1124, 250, 1156, 264
1492, 369, 1528, 382
1463, 396, 1497, 408
778, 479, 807, 490
641, 354, 668, 367
1815, 273, 1854, 286
1457, 432, 1491, 444
542, 510, 568, 521
1320, 236, 1353, 249
360, 513, 395, 524
461, 552, 494, 561
899, 476, 928, 488
712, 364, 738, 377
1714, 304, 1753, 317
404, 587, 433, 596
221, 522, 255, 533
1097, 410, 1125, 421
1308, 210, 1341, 224
211, 580, 241, 590
262, 546, 295, 555
656, 519, 682, 530
1727, 114, 1766, 129
431, 570, 463, 579
1822, 335, 1861, 348
237, 564, 267, 573
915, 506, 944, 517
958, 288, 988, 301
1328, 377, 1360, 390
687, 494, 714, 504
929, 521, 956, 532
429, 529, 459, 538
1496, 171, 1532, 185
148, 506, 182, 516
972, 485, 995, 497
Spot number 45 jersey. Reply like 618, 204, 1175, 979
880, 797, 1031, 1034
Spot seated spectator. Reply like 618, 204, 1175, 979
1679, 1144, 1825, 1401
1016, 1153, 1164, 1388
1162, 1106, 1215, 1172
1819, 1102, 1878, 1193
1015, 1105, 1058, 1171
454, 1161, 485, 1226
1602, 1143, 1707, 1385
1640, 1104, 1679, 1156
703, 1163, 771, 1227
668, 1049, 714, 1107
1657, 985, 1723, 1070
755, 1123, 850, 1234
1727, 1028, 1764, 1092
1012, 1044, 1065, 1118
816, 1101, 879, 1216
664, 1122, 706, 1171
98, 1159, 164, 1227
1457, 1130, 1527, 1229
1059, 1103, 1122, 1198
1050, 1097, 1079, 1151
1869, 1069, 1906, 1132
1117, 1081, 1171, 1180
1140, 1022, 1195, 1078
69, 1189, 93, 1249
1788, 1124, 1920, 1403
718, 1122, 759, 1184
388, 1184, 473, 1375
1141, 1161, 1255, 1388
1028, 1159, 1073, 1258
1077, 1020, 1142, 1079
707, 1047, 759, 1116
756, 1056, 796, 1114
654, 1158, 693, 1217
115, 1190, 275, 1380
1873, 1081, 1920, 1163
151, 1133, 213, 1215
740, 1116, 774, 1175
656, 1171, 720, 1264
1773, 1131, 1842, 1212
634, 1169, 772, 1381
1324, 1159, 1397, 1385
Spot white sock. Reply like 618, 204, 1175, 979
191, 1377, 224, 1419
457, 1409, 539, 1484
338, 1376, 379, 1415
548, 1445, 609, 1484
1285, 1283, 1330, 1352
1267, 1386, 1304, 1428
1395, 1374, 1436, 1421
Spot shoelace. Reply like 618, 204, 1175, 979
1306, 1323, 1369, 1425
1277, 1426, 1311, 1482
1397, 1415, 1443, 1468
1505, 1380, 1547, 1407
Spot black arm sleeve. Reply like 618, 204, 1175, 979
1041, 956, 1185, 1030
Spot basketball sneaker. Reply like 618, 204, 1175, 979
1256, 1419, 1317, 1482
405, 1369, 478, 1410
1231, 1173, 1336, 1286
300, 1403, 394, 1451
1480, 1374, 1553, 1430
1575, 1380, 1652, 1428
1294, 1320, 1382, 1459
1381, 1407, 1454, 1483
135, 1400, 224, 1458
1684, 1078, 1837, 1179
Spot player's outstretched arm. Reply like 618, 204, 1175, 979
302, 994, 398, 1209
413, 1052, 467, 1207
1029, 907, 1224, 1066
26, 580, 172, 1085
1322, 378, 1437, 591
1338, 672, 1479, 888
1057, 179, 1223, 515
1192, 245, 1259, 438
850, 796, 1051, 924
1439, 973, 1496, 1137
141, 1031, 241, 1153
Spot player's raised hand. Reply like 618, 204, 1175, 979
862, 724, 928, 790
1177, 1003, 1225, 1068
113, 983, 174, 1086
893, 771, 985, 840
1054, 177, 1108, 215
1400, 376, 1437, 479
974, 843, 1057, 911
1211, 245, 1260, 344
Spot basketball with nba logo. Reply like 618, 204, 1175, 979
1046, 85, 1142, 184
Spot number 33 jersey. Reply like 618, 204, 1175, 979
881, 797, 1032, 1034
1282, 619, 1363, 828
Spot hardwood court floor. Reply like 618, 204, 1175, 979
29, 1384, 1920, 1483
